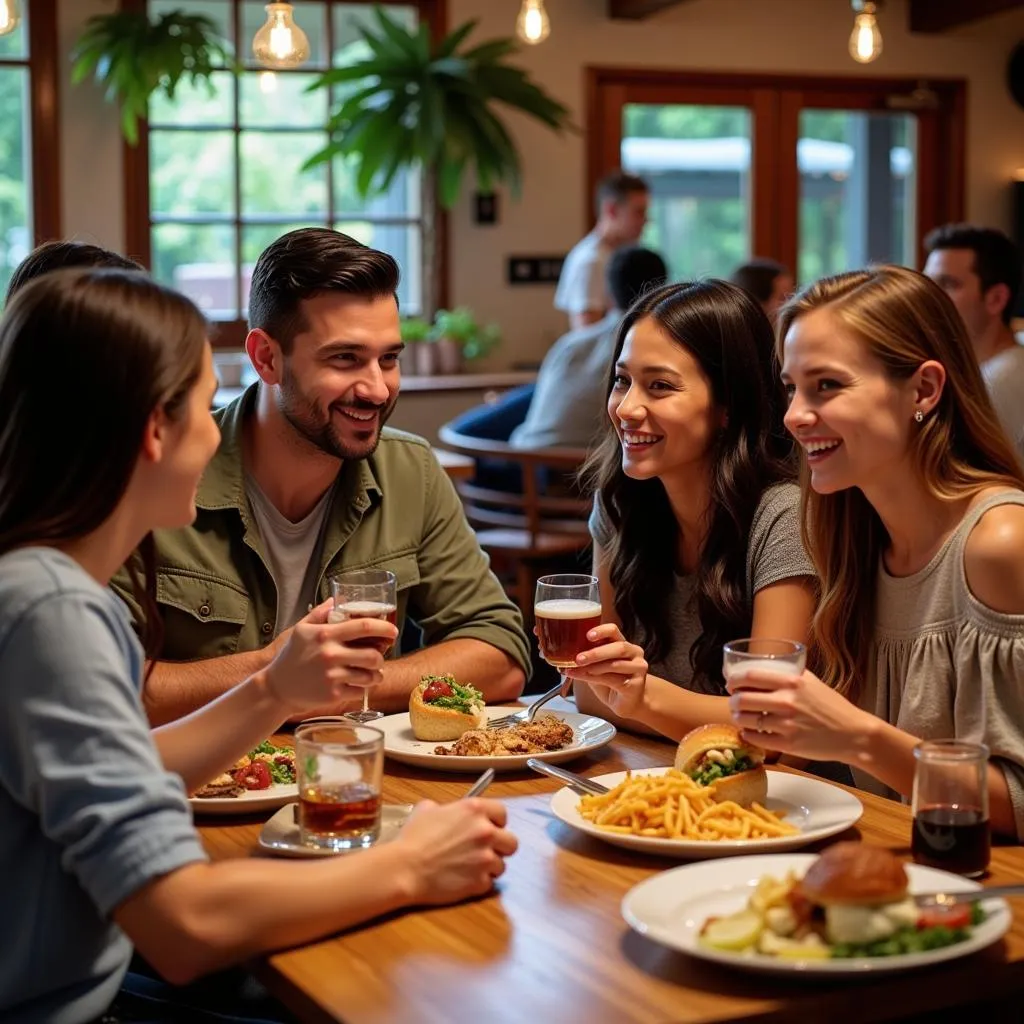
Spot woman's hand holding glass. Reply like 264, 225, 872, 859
263, 598, 398, 715
725, 665, 875, 762
560, 623, 650, 718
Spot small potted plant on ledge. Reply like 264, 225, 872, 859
430, 308, 502, 375
399, 316, 433, 376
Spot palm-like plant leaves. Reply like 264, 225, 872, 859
304, 7, 574, 208
71, 10, 232, 145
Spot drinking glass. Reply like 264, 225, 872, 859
534, 575, 602, 677
295, 722, 384, 851
722, 638, 806, 684
912, 739, 991, 877
329, 568, 397, 724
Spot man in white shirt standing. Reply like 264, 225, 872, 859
924, 224, 1024, 457
554, 170, 650, 331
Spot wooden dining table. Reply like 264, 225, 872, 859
197, 705, 1024, 1024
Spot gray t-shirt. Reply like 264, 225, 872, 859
981, 343, 1024, 458
509, 312, 619, 450
0, 548, 207, 1023
590, 482, 814, 692
553, 230, 612, 316
246, 474, 332, 634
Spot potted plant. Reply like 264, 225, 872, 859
304, 7, 574, 317
71, 9, 232, 145
399, 315, 434, 376
430, 308, 501, 375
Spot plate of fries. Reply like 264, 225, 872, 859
549, 767, 863, 858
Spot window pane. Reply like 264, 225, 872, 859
151, 131, 237, 217
150, 1, 234, 54
240, 221, 328, 311
333, 3, 417, 61
240, 131, 328, 216
153, 222, 238, 319
0, 66, 30, 297
334, 157, 420, 219
242, 1, 329, 67
0, 4, 27, 59
239, 71, 326, 128
798, 109, 916, 282
149, 70, 235, 127
622, 104, 752, 280
335, 220, 421, 315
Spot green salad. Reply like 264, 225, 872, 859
420, 674, 483, 715
831, 903, 986, 959
692, 754, 756, 787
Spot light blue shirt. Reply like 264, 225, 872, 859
510, 312, 620, 450
0, 548, 207, 1024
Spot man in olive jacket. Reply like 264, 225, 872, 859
110, 229, 529, 724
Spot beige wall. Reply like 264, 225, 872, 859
58, 0, 1024, 370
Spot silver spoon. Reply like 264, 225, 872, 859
526, 758, 610, 795
463, 767, 496, 799
914, 883, 1024, 907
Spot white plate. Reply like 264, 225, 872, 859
550, 768, 863, 858
378, 706, 616, 773
621, 853, 1011, 974
258, 802, 413, 858
189, 783, 299, 816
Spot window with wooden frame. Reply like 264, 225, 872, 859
124, 0, 443, 346
0, 0, 60, 296
586, 68, 965, 286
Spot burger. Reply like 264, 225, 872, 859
409, 674, 486, 741
675, 723, 767, 808
798, 842, 918, 945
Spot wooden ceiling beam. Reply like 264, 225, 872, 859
608, 0, 694, 20
909, 0, 1024, 33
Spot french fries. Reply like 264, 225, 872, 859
577, 769, 799, 841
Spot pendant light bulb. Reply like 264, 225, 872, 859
252, 3, 310, 70
0, 0, 20, 38
516, 0, 550, 46
849, 1, 883, 64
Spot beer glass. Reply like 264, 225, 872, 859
329, 568, 397, 724
295, 722, 384, 850
534, 574, 602, 671
912, 740, 991, 877
722, 638, 806, 684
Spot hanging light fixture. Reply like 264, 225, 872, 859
849, 0, 883, 64
0, 0, 20, 38
516, 0, 550, 46
252, 3, 310, 69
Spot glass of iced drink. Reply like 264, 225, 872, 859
295, 722, 384, 851
722, 638, 806, 685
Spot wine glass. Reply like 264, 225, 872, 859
329, 568, 397, 724
534, 574, 602, 695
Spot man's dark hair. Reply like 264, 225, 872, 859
924, 223, 1023, 325
6, 241, 143, 304
248, 227, 401, 352
606, 246, 668, 311
595, 169, 649, 215
730, 258, 788, 305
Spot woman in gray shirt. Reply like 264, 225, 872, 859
728, 265, 1024, 840
0, 268, 516, 1023
565, 280, 816, 739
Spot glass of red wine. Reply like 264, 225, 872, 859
911, 739, 991, 878
329, 568, 397, 724
295, 722, 384, 850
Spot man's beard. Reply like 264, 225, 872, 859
277, 364, 396, 461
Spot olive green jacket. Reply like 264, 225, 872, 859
110, 388, 530, 673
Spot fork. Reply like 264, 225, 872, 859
487, 681, 565, 729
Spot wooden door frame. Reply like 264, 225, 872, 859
585, 67, 966, 277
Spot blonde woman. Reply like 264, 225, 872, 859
727, 265, 1024, 839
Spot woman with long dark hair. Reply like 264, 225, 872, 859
726, 265, 1024, 838
563, 279, 816, 738
0, 269, 516, 1023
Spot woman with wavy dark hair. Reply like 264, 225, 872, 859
564, 279, 816, 739
727, 265, 1024, 839
0, 268, 516, 1023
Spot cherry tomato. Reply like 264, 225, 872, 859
423, 680, 454, 702
234, 761, 272, 790
917, 905, 971, 930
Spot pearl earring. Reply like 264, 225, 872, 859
914, 410, 924, 423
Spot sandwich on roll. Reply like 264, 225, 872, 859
675, 723, 767, 808
409, 674, 486, 741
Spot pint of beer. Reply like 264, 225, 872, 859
534, 575, 602, 669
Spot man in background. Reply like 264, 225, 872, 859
554, 170, 650, 330
729, 258, 793, 325
510, 246, 668, 450
924, 224, 1024, 456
